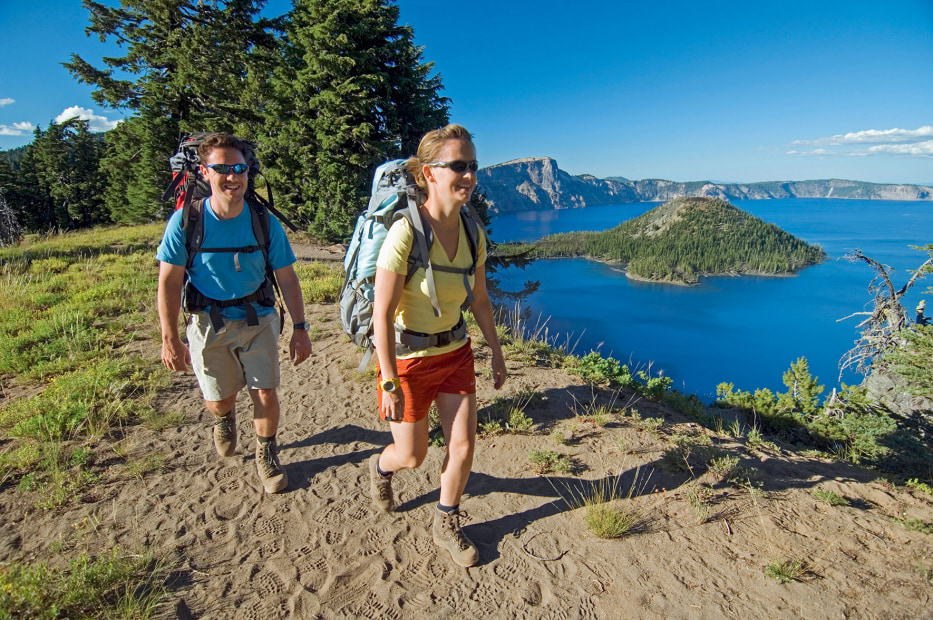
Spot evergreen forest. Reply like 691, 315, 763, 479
500, 197, 827, 284
0, 0, 467, 242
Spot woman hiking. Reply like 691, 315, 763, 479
368, 124, 507, 567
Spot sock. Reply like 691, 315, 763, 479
437, 503, 458, 514
257, 435, 275, 445
376, 462, 393, 478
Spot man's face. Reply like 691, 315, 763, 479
201, 146, 248, 204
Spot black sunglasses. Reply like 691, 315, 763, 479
426, 160, 479, 174
204, 163, 249, 175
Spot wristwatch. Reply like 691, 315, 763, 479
380, 377, 401, 393
293, 322, 309, 331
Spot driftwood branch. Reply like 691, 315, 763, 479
839, 250, 931, 378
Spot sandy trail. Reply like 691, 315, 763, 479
1, 242, 931, 619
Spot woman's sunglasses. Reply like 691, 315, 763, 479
204, 163, 249, 175
426, 160, 479, 174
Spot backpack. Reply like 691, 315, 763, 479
340, 159, 487, 371
161, 133, 298, 334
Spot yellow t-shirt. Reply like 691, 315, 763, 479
377, 215, 487, 358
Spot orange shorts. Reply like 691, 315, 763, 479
377, 341, 476, 423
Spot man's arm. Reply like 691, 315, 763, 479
158, 261, 191, 371
274, 265, 312, 365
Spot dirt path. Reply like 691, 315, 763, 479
1, 242, 932, 619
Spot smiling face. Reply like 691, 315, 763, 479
424, 139, 477, 208
201, 146, 248, 206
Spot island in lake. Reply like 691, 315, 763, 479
497, 197, 827, 285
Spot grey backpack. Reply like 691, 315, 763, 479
340, 159, 485, 370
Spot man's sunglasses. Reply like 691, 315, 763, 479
204, 163, 249, 175
426, 160, 479, 174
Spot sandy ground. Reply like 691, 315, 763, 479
1, 241, 932, 619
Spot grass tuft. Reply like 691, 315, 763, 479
812, 489, 850, 507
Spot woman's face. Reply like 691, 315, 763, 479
424, 139, 477, 207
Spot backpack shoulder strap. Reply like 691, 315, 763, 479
399, 197, 443, 318
183, 199, 205, 271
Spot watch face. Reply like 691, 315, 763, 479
381, 379, 397, 392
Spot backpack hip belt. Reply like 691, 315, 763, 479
185, 279, 276, 333
394, 314, 467, 356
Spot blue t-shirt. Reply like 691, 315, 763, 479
156, 199, 296, 321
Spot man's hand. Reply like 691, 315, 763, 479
290, 329, 313, 365
162, 336, 191, 372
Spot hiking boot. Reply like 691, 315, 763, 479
255, 438, 288, 493
212, 406, 237, 457
369, 454, 394, 512
433, 507, 478, 567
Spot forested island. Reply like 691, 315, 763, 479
498, 197, 827, 284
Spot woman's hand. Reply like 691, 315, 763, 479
492, 352, 507, 390
381, 389, 405, 422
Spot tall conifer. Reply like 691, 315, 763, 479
263, 0, 449, 241
65, 0, 279, 222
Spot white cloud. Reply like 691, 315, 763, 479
0, 98, 14, 107
791, 126, 933, 147
0, 121, 35, 136
788, 126, 933, 158
54, 106, 121, 132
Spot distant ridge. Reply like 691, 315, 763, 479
477, 157, 933, 214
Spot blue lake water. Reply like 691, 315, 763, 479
490, 199, 933, 402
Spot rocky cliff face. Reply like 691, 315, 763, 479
477, 157, 933, 214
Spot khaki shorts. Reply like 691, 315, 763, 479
186, 311, 281, 401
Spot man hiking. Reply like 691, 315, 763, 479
156, 132, 312, 493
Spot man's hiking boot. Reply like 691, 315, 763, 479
369, 454, 394, 512
433, 507, 478, 567
212, 406, 237, 457
255, 438, 288, 493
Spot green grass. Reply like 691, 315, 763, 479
812, 489, 850, 507
891, 515, 933, 535
0, 548, 172, 619
764, 559, 807, 584
528, 449, 572, 475
562, 473, 644, 538
906, 478, 933, 497
0, 224, 176, 507
477, 389, 542, 436
293, 261, 343, 303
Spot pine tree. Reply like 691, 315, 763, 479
262, 0, 449, 241
64, 0, 280, 222
25, 119, 108, 230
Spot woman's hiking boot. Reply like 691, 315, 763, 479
212, 406, 237, 457
369, 454, 394, 512
433, 507, 478, 567
255, 438, 288, 493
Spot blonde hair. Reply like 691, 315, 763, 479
406, 124, 474, 190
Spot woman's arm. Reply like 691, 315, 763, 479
469, 263, 507, 389
373, 266, 407, 420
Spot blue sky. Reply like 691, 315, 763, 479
2, 0, 932, 184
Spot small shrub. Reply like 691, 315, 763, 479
584, 501, 635, 539
892, 515, 933, 535
708, 455, 741, 480
813, 489, 850, 507
528, 449, 572, 475
764, 559, 806, 583
906, 478, 933, 497
683, 484, 712, 523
